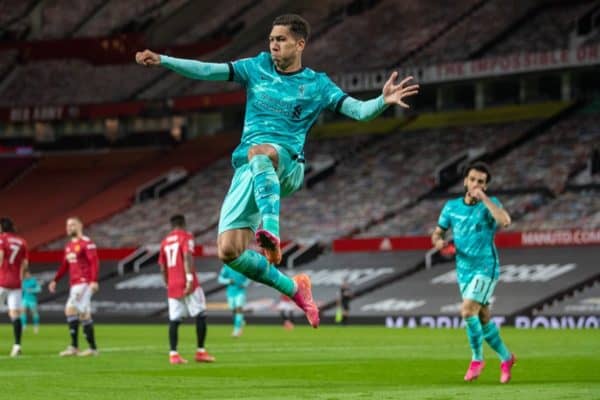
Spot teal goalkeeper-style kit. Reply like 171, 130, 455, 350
437, 196, 503, 304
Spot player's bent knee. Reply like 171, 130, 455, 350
217, 243, 243, 263
248, 145, 278, 167
460, 301, 480, 319
80, 313, 91, 321
479, 307, 491, 324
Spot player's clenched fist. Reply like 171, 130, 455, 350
135, 49, 161, 66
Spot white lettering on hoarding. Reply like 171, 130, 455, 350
384, 315, 598, 329
303, 268, 395, 286
361, 299, 426, 312
431, 264, 576, 284
521, 229, 600, 246
514, 316, 599, 329
9, 106, 64, 122
385, 316, 505, 328
334, 45, 600, 91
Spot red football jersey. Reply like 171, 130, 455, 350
54, 236, 99, 286
159, 229, 199, 299
0, 232, 28, 289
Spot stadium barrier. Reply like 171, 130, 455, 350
333, 229, 600, 252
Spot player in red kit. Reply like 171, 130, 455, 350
0, 217, 28, 357
48, 217, 100, 357
158, 214, 215, 365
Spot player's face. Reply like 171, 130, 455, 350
269, 25, 304, 70
66, 219, 82, 238
464, 170, 488, 196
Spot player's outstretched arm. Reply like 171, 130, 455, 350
338, 73, 419, 121
382, 73, 419, 108
135, 49, 230, 81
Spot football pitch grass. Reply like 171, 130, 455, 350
1, 324, 599, 399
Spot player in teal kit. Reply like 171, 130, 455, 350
431, 162, 516, 383
218, 265, 249, 337
136, 14, 419, 329
21, 271, 41, 334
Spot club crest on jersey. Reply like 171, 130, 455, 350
74, 244, 80, 252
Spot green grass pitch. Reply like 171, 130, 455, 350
1, 324, 599, 399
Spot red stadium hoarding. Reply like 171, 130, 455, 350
333, 229, 600, 252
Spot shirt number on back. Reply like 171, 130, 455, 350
8, 244, 20, 264
165, 243, 180, 268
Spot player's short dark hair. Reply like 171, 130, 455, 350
0, 217, 15, 233
464, 162, 492, 183
170, 214, 186, 228
272, 14, 310, 41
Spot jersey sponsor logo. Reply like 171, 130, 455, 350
361, 298, 426, 312
431, 263, 576, 284
66, 252, 77, 263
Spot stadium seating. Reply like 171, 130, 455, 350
29, 0, 106, 40
407, 0, 539, 66
75, 0, 184, 38
304, 0, 480, 72
72, 120, 537, 247
507, 190, 600, 231
0, 155, 35, 188
8, 133, 237, 249
491, 112, 600, 193
484, 1, 598, 57
0, 60, 161, 107
0, 148, 160, 233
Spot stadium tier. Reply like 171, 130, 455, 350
483, 0, 599, 57
491, 112, 600, 193
407, 0, 540, 66
508, 190, 600, 231
4, 133, 237, 248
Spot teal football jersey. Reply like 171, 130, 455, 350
230, 52, 347, 165
438, 196, 502, 282
22, 276, 41, 303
